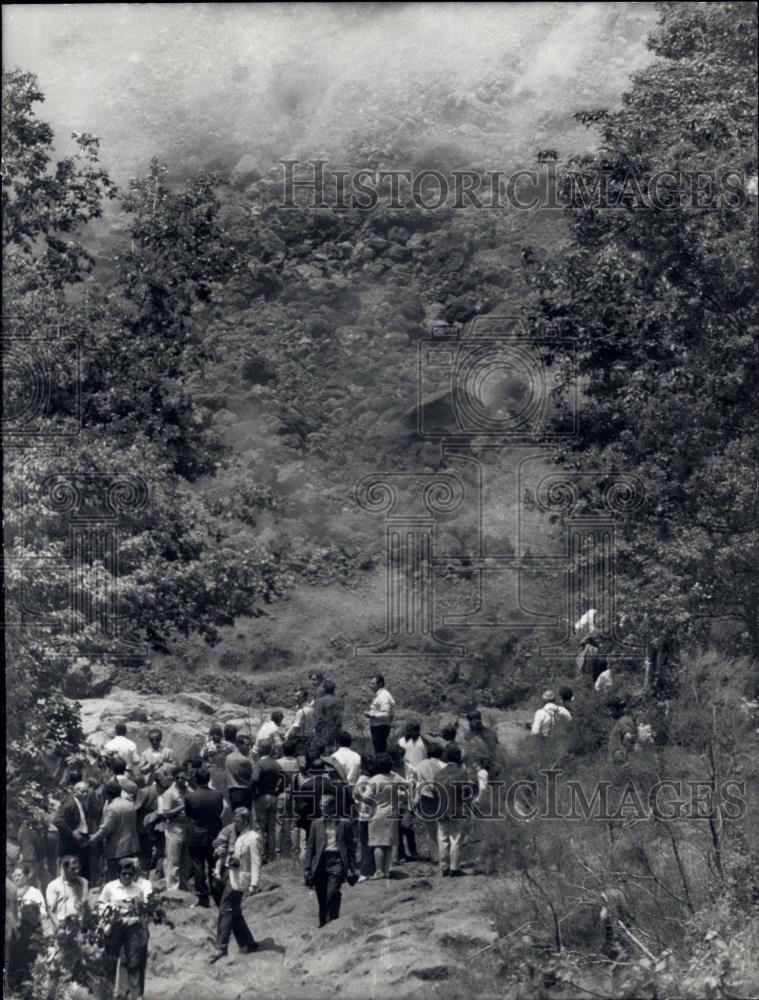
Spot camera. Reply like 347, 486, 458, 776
416, 316, 576, 443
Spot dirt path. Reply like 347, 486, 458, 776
147, 858, 506, 1000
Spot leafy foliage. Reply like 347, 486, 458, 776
523, 1, 759, 655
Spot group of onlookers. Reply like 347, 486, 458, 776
6, 663, 645, 996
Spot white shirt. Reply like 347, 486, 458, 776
330, 747, 361, 786
254, 720, 283, 754
595, 670, 614, 692
368, 688, 395, 723
228, 829, 262, 893
104, 735, 137, 767
46, 875, 89, 921
398, 736, 428, 768
531, 702, 571, 737
98, 879, 149, 914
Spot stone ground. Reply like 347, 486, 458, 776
146, 858, 506, 1000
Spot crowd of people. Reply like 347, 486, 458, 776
6, 655, 644, 998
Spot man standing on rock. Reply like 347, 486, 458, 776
304, 794, 357, 928
251, 741, 281, 863
364, 674, 396, 754
210, 808, 262, 963
156, 766, 188, 892
104, 722, 138, 769
313, 680, 344, 753
254, 711, 285, 758
185, 767, 224, 908
435, 745, 477, 878
225, 733, 254, 810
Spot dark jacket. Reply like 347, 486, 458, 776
55, 795, 89, 856
185, 787, 224, 846
435, 763, 478, 820
303, 817, 356, 884
251, 756, 282, 798
313, 694, 343, 746
293, 771, 339, 831
90, 797, 139, 859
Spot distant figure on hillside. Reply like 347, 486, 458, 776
313, 680, 344, 753
574, 608, 598, 633
595, 665, 614, 693
607, 698, 637, 765
303, 794, 357, 928
558, 686, 574, 710
576, 633, 602, 683
530, 690, 571, 737
364, 674, 396, 754
104, 722, 137, 769
254, 711, 285, 758
461, 711, 499, 768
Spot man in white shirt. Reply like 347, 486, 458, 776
210, 808, 262, 963
398, 721, 428, 768
595, 667, 614, 692
46, 855, 89, 929
530, 690, 571, 737
364, 674, 396, 753
330, 731, 361, 787
253, 711, 285, 758
156, 767, 187, 891
104, 723, 137, 769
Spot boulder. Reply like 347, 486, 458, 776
63, 658, 117, 698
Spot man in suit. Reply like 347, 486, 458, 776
303, 794, 357, 928
185, 767, 224, 908
313, 680, 344, 753
88, 780, 140, 880
54, 781, 92, 880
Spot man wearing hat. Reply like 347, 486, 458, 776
530, 690, 571, 737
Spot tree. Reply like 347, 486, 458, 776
2, 70, 290, 832
523, 1, 758, 656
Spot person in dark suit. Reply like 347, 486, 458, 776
54, 782, 92, 880
312, 680, 344, 753
303, 794, 357, 928
185, 767, 224, 907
